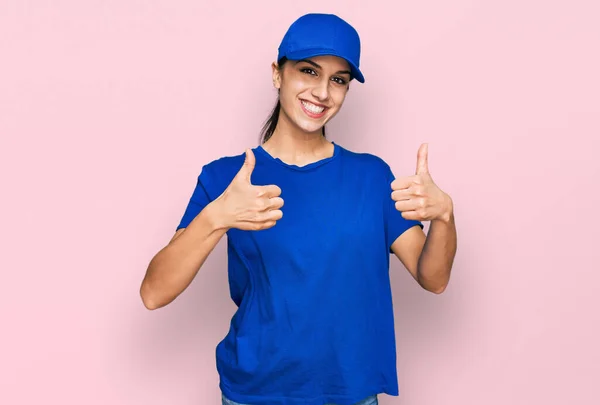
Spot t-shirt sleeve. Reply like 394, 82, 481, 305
175, 167, 212, 231
385, 166, 424, 252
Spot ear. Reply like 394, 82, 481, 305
271, 62, 282, 89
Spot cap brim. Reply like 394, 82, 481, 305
284, 49, 365, 83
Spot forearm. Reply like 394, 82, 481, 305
417, 207, 457, 294
140, 201, 228, 310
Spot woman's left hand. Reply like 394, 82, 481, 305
391, 143, 453, 223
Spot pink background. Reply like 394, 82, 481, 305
1, 1, 599, 404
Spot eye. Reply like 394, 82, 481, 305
300, 68, 317, 76
332, 77, 347, 85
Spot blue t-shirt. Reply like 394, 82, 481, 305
176, 142, 422, 405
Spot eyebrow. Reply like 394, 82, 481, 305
295, 59, 352, 76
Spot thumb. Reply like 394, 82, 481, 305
416, 143, 429, 175
236, 149, 256, 183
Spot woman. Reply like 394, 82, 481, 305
141, 13, 457, 405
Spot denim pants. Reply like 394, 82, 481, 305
222, 393, 378, 405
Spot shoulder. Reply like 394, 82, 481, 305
203, 151, 246, 175
337, 144, 393, 175
196, 150, 247, 198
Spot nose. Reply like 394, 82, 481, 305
311, 78, 330, 102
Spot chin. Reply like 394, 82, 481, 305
293, 113, 332, 135
298, 122, 325, 134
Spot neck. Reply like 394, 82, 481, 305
262, 111, 333, 166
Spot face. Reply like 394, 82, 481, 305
272, 55, 351, 135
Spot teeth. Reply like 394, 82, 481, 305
302, 100, 325, 114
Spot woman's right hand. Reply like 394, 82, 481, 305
213, 149, 284, 231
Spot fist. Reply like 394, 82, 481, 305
216, 149, 284, 231
391, 143, 452, 222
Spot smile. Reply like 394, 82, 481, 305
300, 100, 327, 118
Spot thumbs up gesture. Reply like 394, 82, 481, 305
214, 149, 284, 231
391, 143, 453, 222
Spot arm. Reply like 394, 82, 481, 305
140, 149, 283, 310
391, 204, 457, 294
389, 143, 457, 294
140, 201, 228, 310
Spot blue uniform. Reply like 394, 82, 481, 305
177, 142, 422, 405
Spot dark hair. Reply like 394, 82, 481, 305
260, 57, 326, 144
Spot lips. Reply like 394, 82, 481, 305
300, 99, 328, 118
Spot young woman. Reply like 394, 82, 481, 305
141, 13, 457, 405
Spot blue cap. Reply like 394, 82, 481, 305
277, 13, 365, 83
